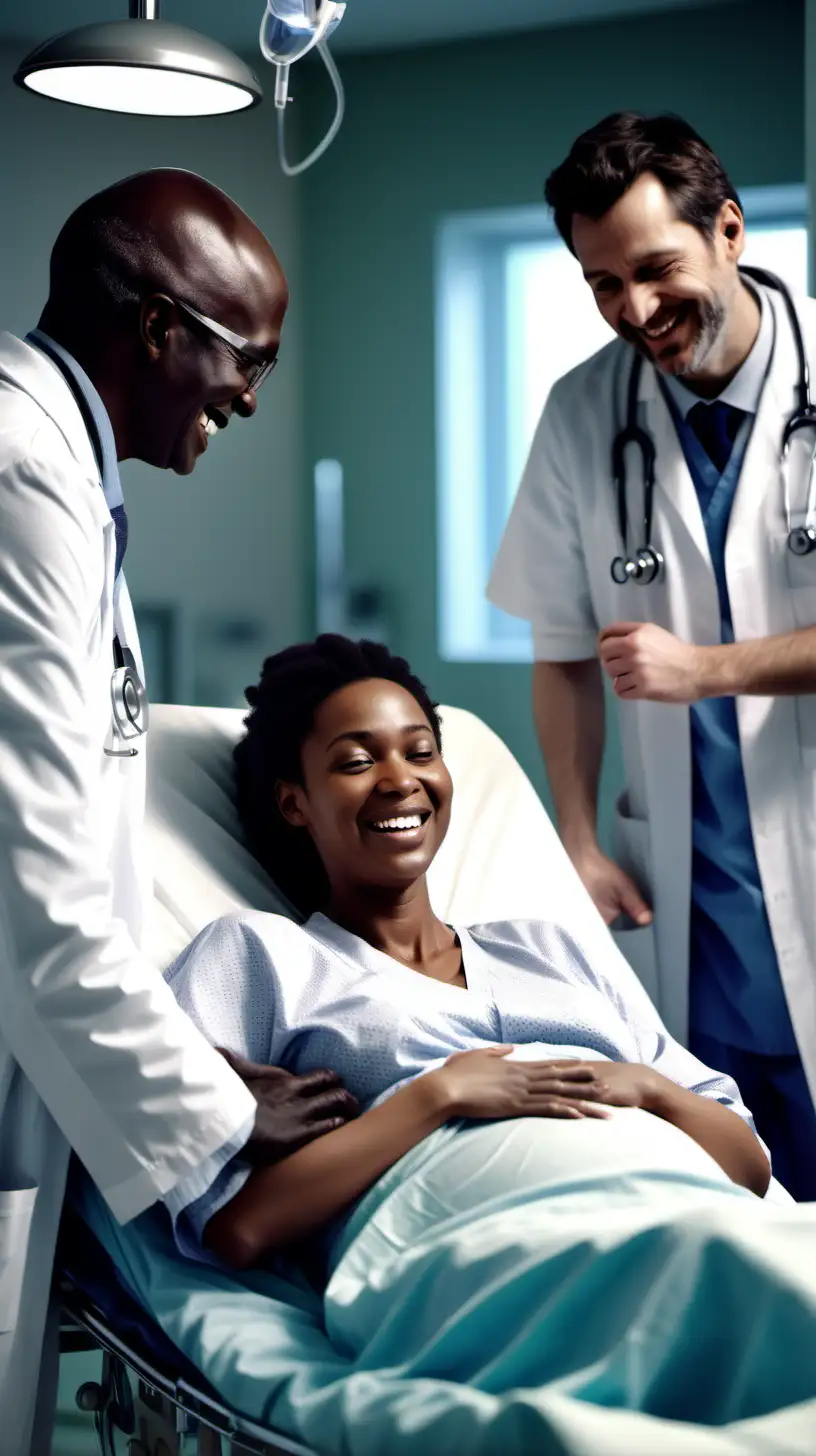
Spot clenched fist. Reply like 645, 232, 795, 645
598, 622, 704, 704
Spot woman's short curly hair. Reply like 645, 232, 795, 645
233, 634, 442, 916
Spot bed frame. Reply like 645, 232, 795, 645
58, 1215, 321, 1456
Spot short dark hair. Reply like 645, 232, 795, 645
544, 112, 741, 254
233, 634, 442, 916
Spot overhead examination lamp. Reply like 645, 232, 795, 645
260, 1, 346, 175
14, 2, 262, 118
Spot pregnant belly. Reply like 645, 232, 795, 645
440, 1105, 732, 1209
327, 1097, 739, 1281
325, 1106, 753, 1363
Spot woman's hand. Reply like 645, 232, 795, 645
565, 1059, 770, 1195
432, 1047, 613, 1121
539, 1059, 669, 1112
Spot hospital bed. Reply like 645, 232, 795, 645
57, 701, 793, 1456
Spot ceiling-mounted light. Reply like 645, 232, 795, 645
14, 2, 262, 118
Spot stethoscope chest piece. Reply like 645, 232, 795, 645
788, 525, 816, 557
783, 406, 816, 556
610, 362, 663, 587
107, 636, 149, 757
610, 545, 664, 585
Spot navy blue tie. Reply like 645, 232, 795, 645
110, 503, 129, 579
687, 401, 744, 474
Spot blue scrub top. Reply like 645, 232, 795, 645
661, 297, 797, 1055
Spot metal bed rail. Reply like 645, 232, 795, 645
59, 1273, 322, 1456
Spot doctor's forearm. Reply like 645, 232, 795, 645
696, 628, 816, 698
533, 659, 605, 851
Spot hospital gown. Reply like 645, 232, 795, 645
163, 910, 757, 1261
73, 912, 816, 1455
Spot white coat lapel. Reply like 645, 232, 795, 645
726, 284, 798, 642
638, 360, 721, 643
0, 332, 101, 485
0, 331, 118, 624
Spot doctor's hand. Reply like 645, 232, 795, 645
569, 843, 652, 929
598, 622, 704, 704
217, 1047, 360, 1166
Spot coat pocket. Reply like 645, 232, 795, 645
611, 800, 660, 1005
0, 1186, 38, 1333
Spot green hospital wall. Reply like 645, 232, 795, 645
299, 0, 803, 843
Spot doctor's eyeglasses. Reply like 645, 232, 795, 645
174, 298, 279, 392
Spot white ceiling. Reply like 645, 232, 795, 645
5, 0, 737, 57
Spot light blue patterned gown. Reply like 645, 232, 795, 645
72, 912, 816, 1455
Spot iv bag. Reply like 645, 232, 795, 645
261, 1, 344, 66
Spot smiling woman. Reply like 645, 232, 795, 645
66, 633, 816, 1452
233, 634, 449, 919
135, 631, 778, 1283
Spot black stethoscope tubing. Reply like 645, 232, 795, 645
610, 266, 816, 584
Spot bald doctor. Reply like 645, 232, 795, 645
0, 170, 356, 1452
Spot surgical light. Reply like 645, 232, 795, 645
14, 2, 262, 118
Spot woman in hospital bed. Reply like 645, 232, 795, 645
77, 634, 816, 1452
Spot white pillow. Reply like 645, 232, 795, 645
146, 702, 594, 963
145, 703, 292, 970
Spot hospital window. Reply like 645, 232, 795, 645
435, 184, 809, 662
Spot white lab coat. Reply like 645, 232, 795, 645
488, 284, 816, 1109
0, 334, 256, 1453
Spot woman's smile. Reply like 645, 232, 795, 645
361, 808, 432, 847
273, 673, 453, 906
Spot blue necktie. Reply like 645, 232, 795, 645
687, 400, 745, 474
110, 503, 129, 579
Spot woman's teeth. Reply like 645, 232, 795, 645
200, 411, 220, 438
371, 815, 423, 832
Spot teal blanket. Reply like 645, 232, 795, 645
74, 1112, 816, 1455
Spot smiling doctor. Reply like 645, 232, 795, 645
488, 112, 816, 1202
0, 170, 358, 1453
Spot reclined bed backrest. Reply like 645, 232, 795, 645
144, 701, 658, 1025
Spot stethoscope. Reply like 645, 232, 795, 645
610, 266, 816, 586
30, 333, 149, 755
107, 633, 149, 758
